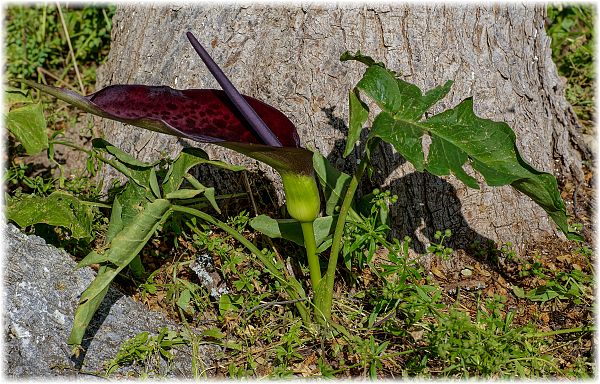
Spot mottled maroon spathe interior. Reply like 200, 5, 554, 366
87, 85, 300, 147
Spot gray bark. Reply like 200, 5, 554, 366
96, 4, 587, 254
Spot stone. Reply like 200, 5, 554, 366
3, 223, 216, 378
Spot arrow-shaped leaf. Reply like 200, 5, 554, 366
68, 198, 172, 348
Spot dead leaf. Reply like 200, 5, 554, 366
497, 275, 507, 287
557, 255, 572, 263
409, 329, 425, 341
430, 265, 446, 280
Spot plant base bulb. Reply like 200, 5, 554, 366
280, 173, 320, 223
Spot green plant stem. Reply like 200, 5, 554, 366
50, 139, 92, 154
318, 143, 374, 321
301, 221, 321, 290
171, 204, 310, 322
526, 326, 594, 338
50, 139, 118, 169
184, 173, 205, 190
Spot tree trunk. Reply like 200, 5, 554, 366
96, 4, 588, 255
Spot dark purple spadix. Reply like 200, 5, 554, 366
186, 32, 283, 147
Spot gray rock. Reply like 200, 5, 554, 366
3, 223, 217, 378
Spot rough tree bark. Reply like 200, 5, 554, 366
96, 4, 588, 255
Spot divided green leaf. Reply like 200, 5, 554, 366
346, 53, 580, 241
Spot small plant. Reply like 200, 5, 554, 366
546, 5, 595, 129
342, 189, 396, 271
427, 229, 454, 260
513, 267, 592, 304
105, 327, 188, 376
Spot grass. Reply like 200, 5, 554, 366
546, 4, 596, 132
5, 4, 114, 89
3, 3, 596, 379
4, 4, 115, 245
104, 206, 594, 378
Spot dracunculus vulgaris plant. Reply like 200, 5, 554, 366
22, 32, 337, 322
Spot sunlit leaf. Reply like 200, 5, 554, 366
68, 198, 172, 348
346, 54, 580, 241
7, 191, 93, 240
5, 98, 48, 155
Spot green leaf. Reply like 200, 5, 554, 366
5, 100, 48, 155
5, 88, 32, 106
76, 251, 107, 268
312, 151, 350, 216
344, 88, 369, 157
203, 187, 221, 213
250, 214, 336, 249
202, 328, 225, 340
360, 66, 578, 240
165, 188, 205, 199
92, 139, 155, 189
176, 289, 193, 312
7, 191, 94, 240
68, 198, 172, 348
115, 180, 155, 229
162, 148, 210, 195
218, 294, 243, 316
354, 62, 452, 121
149, 168, 161, 198
68, 266, 112, 348
427, 98, 576, 239
512, 286, 526, 299
357, 65, 404, 114
106, 195, 124, 243
371, 112, 425, 171
524, 286, 562, 302
92, 138, 156, 168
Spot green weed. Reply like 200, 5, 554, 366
5, 4, 115, 87
427, 229, 454, 260
105, 327, 189, 376
547, 5, 595, 130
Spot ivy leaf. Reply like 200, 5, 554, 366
5, 95, 48, 155
7, 191, 93, 240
